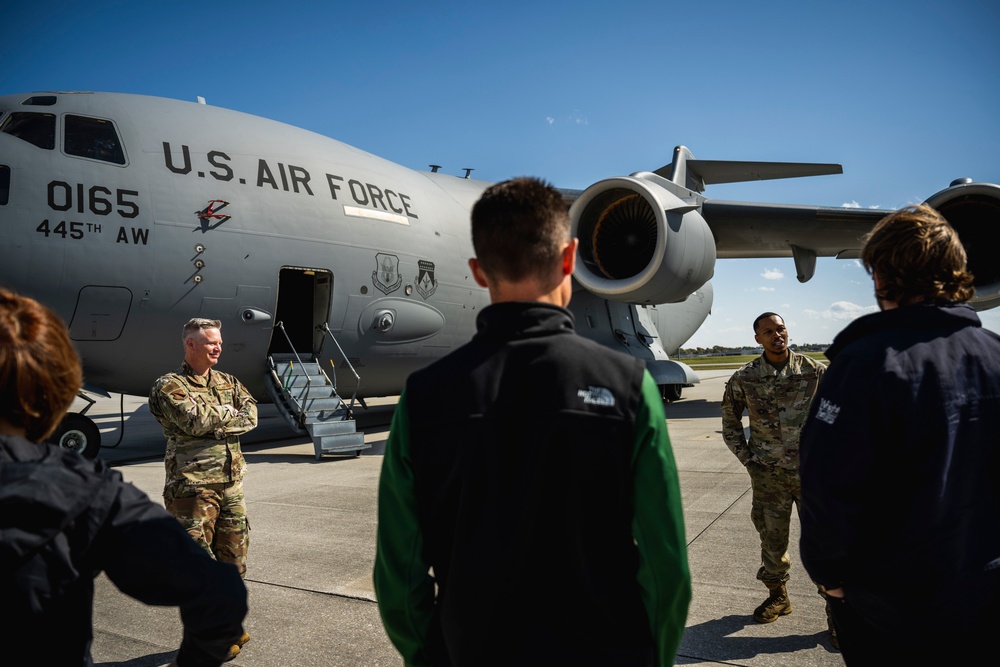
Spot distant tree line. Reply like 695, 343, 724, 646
677, 342, 830, 357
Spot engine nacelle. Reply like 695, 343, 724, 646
570, 172, 716, 304
925, 181, 1000, 311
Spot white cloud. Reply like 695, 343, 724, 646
756, 286, 775, 292
843, 259, 871, 285
546, 111, 589, 126
842, 200, 883, 210
803, 301, 878, 322
762, 268, 784, 280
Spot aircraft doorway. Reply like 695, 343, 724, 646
269, 267, 332, 357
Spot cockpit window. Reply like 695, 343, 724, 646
21, 95, 57, 106
64, 115, 126, 165
0, 112, 56, 150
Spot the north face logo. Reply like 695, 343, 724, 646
578, 386, 615, 407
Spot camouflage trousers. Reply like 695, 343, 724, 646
746, 462, 800, 585
164, 480, 250, 578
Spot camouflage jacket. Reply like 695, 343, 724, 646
721, 351, 825, 471
149, 362, 258, 486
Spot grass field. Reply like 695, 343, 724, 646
677, 352, 829, 370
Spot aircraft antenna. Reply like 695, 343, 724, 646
462, 168, 474, 179
429, 165, 441, 173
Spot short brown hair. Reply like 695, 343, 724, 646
182, 317, 222, 342
0, 289, 83, 442
861, 204, 974, 307
471, 177, 570, 283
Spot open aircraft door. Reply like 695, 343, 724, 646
265, 267, 367, 458
268, 267, 332, 357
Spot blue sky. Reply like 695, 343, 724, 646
3, 0, 999, 347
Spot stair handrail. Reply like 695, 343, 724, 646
274, 321, 313, 407
319, 322, 360, 411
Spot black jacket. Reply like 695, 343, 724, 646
376, 302, 690, 666
0, 435, 247, 666
799, 302, 1000, 633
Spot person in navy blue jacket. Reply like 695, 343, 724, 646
799, 204, 1000, 664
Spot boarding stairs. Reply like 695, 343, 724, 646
265, 323, 367, 460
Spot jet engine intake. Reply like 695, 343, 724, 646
570, 173, 716, 304
925, 181, 1000, 311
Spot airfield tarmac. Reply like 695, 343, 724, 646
86, 369, 844, 666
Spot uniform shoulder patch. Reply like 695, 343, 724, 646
158, 377, 186, 399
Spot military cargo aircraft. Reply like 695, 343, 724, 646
1, 91, 998, 459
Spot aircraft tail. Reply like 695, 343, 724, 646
654, 145, 842, 193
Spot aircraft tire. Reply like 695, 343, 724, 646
662, 384, 683, 402
47, 412, 102, 459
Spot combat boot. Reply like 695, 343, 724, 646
825, 602, 840, 649
753, 583, 792, 623
225, 631, 251, 662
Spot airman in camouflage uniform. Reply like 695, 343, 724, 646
149, 318, 258, 582
721, 312, 828, 637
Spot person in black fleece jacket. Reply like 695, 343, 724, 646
0, 288, 248, 666
373, 178, 690, 666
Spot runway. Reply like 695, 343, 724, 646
86, 369, 843, 666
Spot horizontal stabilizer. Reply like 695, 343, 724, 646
683, 159, 842, 185
653, 146, 842, 193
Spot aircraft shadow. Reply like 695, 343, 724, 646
96, 649, 176, 667
675, 614, 836, 663
664, 398, 723, 420
242, 450, 374, 465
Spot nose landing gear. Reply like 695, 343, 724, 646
46, 412, 101, 458
45, 389, 105, 458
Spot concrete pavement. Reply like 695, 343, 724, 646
86, 369, 843, 666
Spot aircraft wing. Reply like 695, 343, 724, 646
701, 200, 887, 259
568, 147, 1000, 306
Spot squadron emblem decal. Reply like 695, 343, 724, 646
415, 259, 438, 299
373, 253, 402, 295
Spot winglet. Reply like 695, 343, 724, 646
654, 146, 842, 193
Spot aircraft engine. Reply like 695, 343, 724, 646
925, 181, 1000, 311
569, 172, 716, 304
